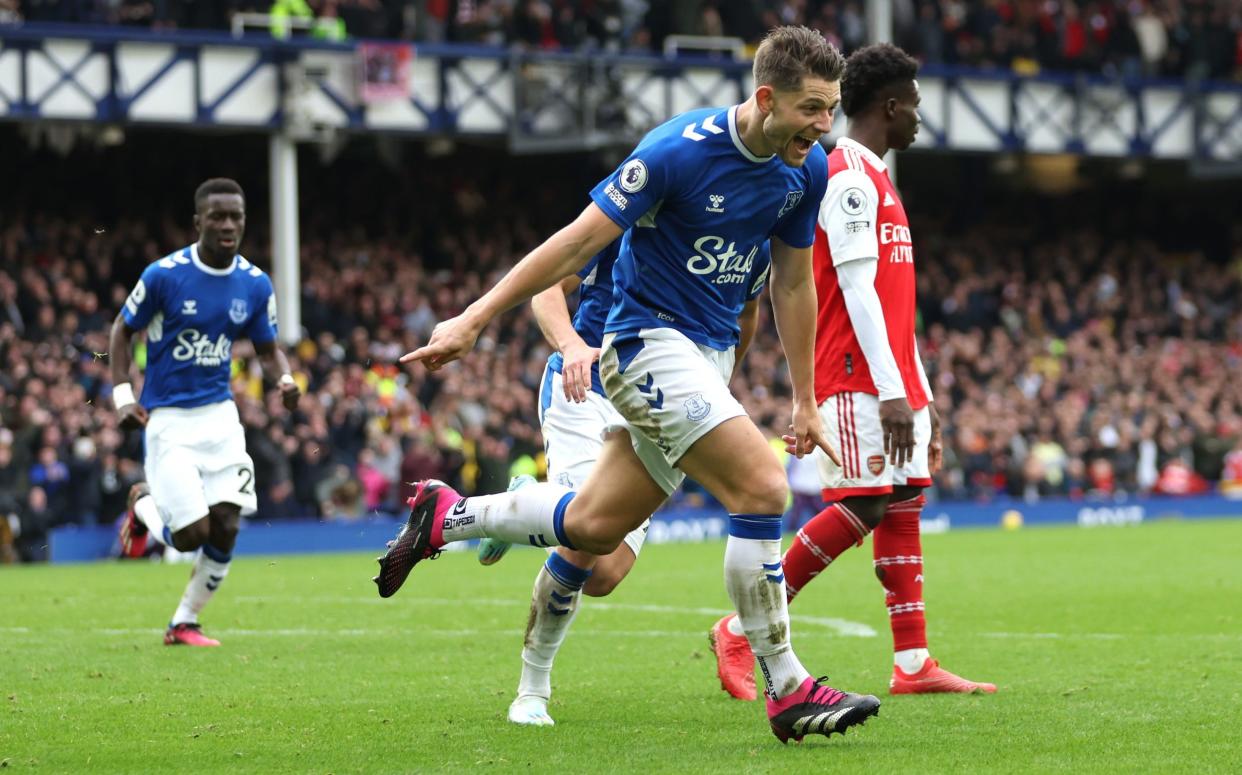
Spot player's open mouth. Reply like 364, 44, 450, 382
791, 135, 816, 154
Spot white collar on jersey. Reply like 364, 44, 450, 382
835, 136, 888, 172
727, 105, 775, 163
191, 243, 238, 276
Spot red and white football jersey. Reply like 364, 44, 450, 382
812, 137, 928, 410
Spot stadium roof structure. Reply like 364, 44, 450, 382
1, 23, 1238, 161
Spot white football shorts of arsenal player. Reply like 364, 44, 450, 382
815, 392, 931, 499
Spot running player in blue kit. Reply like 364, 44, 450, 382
477, 239, 770, 726
378, 27, 882, 742
112, 178, 300, 647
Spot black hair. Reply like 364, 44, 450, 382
194, 178, 245, 211
841, 43, 919, 117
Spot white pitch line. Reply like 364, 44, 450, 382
980, 631, 1242, 642
0, 598, 877, 639
980, 631, 1125, 640
0, 626, 734, 639
3, 625, 1237, 641
230, 595, 879, 638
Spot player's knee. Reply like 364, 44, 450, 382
570, 516, 624, 556
171, 518, 211, 552
842, 495, 887, 528
573, 533, 622, 557
732, 470, 789, 516
208, 506, 241, 550
583, 562, 629, 598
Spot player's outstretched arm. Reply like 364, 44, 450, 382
108, 314, 148, 429
255, 340, 301, 411
532, 275, 596, 404
768, 237, 840, 465
402, 204, 622, 371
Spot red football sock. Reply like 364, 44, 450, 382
873, 494, 928, 652
782, 503, 871, 602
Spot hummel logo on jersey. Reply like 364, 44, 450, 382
706, 194, 725, 213
681, 113, 725, 141
181, 300, 197, 315
883, 192, 896, 207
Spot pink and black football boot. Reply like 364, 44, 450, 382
373, 479, 461, 598
164, 623, 220, 647
767, 676, 881, 743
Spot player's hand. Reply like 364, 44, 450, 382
399, 313, 484, 371
560, 341, 600, 403
927, 401, 943, 474
279, 380, 301, 412
782, 398, 842, 465
880, 396, 915, 468
117, 403, 149, 430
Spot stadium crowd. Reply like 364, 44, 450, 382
2, 0, 1239, 81
1, 157, 1240, 564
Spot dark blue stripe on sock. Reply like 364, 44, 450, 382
544, 551, 592, 591
552, 492, 577, 550
201, 543, 232, 563
162, 527, 173, 545
727, 513, 782, 541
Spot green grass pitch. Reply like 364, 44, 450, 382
2, 519, 1240, 773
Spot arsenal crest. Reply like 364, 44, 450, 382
867, 455, 886, 475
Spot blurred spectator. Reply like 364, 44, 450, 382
1152, 459, 1211, 495
355, 447, 392, 513
29, 446, 70, 516
785, 451, 822, 533
17, 485, 53, 562
318, 463, 364, 520
0, 0, 20, 25
67, 436, 103, 525
1218, 439, 1242, 498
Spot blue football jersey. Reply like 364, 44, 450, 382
121, 244, 279, 410
547, 240, 619, 397
590, 104, 827, 350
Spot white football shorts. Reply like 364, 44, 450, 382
143, 400, 257, 532
539, 363, 649, 556
599, 327, 746, 496
815, 391, 932, 500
